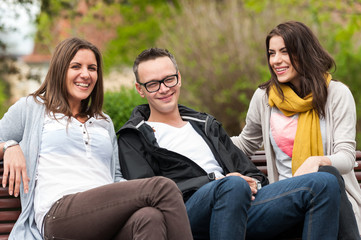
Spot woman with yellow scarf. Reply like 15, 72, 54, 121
232, 21, 361, 239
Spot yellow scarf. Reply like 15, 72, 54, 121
268, 74, 331, 175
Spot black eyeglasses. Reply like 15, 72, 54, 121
138, 73, 179, 93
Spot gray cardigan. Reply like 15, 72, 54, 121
231, 81, 361, 231
0, 96, 122, 239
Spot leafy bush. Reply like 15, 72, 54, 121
157, 0, 291, 135
157, 0, 361, 149
103, 87, 147, 132
0, 81, 9, 118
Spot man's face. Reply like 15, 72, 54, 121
135, 56, 181, 118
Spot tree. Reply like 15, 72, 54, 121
156, 0, 361, 148
0, 0, 41, 116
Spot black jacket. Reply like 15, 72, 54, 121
117, 104, 268, 201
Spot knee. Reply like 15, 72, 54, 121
318, 165, 345, 187
150, 176, 182, 197
311, 172, 340, 195
156, 176, 178, 189
134, 207, 165, 226
217, 176, 252, 199
318, 165, 341, 178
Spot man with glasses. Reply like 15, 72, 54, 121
117, 48, 341, 240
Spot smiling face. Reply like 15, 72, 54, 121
268, 35, 300, 90
135, 56, 181, 120
66, 49, 98, 113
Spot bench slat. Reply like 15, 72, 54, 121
355, 161, 361, 171
0, 223, 15, 235
0, 235, 9, 240
0, 189, 13, 198
0, 211, 20, 221
0, 199, 20, 210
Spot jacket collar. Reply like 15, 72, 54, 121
118, 104, 210, 132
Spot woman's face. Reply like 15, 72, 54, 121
66, 49, 98, 111
268, 35, 300, 90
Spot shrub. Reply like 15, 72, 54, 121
103, 87, 147, 132
0, 82, 9, 118
157, 0, 361, 149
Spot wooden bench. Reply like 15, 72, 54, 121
0, 151, 359, 239
0, 164, 21, 240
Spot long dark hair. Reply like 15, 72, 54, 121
31, 37, 105, 119
260, 21, 335, 117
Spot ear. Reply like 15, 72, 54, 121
135, 82, 145, 98
178, 71, 182, 87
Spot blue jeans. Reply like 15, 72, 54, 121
185, 172, 340, 240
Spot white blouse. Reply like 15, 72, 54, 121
34, 113, 114, 232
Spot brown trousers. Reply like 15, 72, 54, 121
43, 176, 193, 240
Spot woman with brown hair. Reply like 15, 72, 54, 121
0, 37, 192, 240
232, 21, 361, 239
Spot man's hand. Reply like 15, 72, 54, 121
294, 156, 331, 177
2, 145, 29, 197
225, 172, 258, 200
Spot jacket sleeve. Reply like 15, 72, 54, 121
217, 121, 269, 186
117, 129, 156, 180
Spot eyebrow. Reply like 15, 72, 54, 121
70, 62, 98, 67
146, 73, 177, 83
268, 47, 287, 52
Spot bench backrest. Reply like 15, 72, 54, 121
0, 167, 21, 240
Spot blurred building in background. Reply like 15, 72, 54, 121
1, 0, 133, 103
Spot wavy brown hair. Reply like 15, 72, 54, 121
260, 21, 335, 117
31, 37, 105, 119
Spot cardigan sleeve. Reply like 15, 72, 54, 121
326, 81, 357, 174
0, 97, 29, 143
231, 88, 265, 156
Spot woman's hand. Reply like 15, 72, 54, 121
2, 145, 29, 197
294, 156, 331, 177
225, 172, 258, 200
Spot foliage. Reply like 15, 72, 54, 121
35, 0, 178, 71
328, 22, 361, 146
157, 0, 361, 149
103, 87, 147, 131
0, 80, 9, 118
102, 0, 178, 72
4, 0, 361, 148
0, 0, 38, 116
157, 0, 288, 135
0, 0, 39, 52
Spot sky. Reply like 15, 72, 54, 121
0, 0, 40, 57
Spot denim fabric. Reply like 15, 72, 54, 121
186, 172, 340, 240
186, 176, 252, 239
318, 166, 360, 240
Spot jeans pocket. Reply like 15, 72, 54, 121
43, 197, 64, 238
